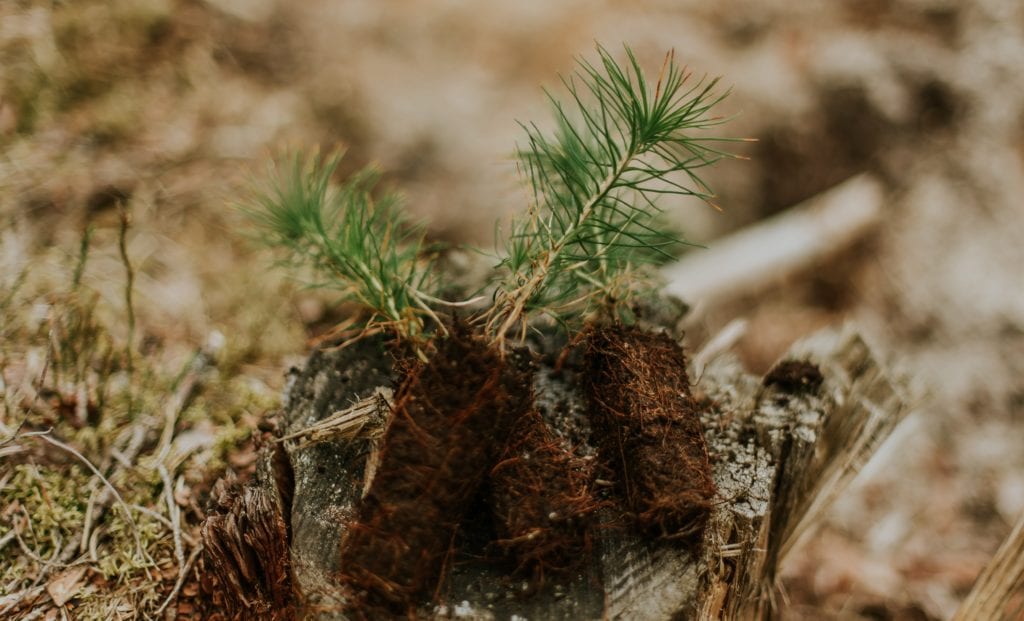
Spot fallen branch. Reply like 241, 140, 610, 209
661, 174, 884, 311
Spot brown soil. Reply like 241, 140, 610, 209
336, 327, 529, 618
584, 325, 716, 540
489, 405, 599, 581
763, 359, 825, 395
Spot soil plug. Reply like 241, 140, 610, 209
584, 324, 716, 540
337, 328, 528, 617
489, 405, 599, 580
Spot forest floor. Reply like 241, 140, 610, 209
1, 0, 1023, 619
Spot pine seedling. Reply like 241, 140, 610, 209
246, 46, 739, 350
244, 150, 443, 344
485, 46, 740, 346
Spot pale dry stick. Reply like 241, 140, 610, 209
74, 381, 88, 428
692, 318, 749, 381
0, 586, 46, 618
148, 352, 212, 615
952, 511, 1024, 621
159, 464, 186, 590
19, 605, 49, 621
662, 174, 884, 315
79, 422, 151, 554
0, 443, 27, 458
156, 352, 209, 461
79, 484, 102, 555
13, 344, 57, 426
87, 525, 102, 563
0, 370, 29, 443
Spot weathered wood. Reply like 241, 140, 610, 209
279, 337, 395, 617
200, 454, 295, 620
952, 511, 1024, 621
721, 329, 909, 620
227, 325, 905, 619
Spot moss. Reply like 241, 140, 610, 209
0, 464, 91, 580
0, 223, 279, 618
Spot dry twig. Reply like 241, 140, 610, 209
277, 387, 392, 448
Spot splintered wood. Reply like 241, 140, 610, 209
200, 459, 294, 621
703, 329, 908, 620
952, 511, 1024, 621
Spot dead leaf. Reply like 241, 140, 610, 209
1, 499, 21, 519
46, 565, 87, 607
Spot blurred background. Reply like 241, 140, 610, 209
1, 0, 1023, 618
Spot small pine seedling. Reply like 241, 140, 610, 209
243, 151, 446, 345
485, 46, 741, 346
245, 46, 740, 347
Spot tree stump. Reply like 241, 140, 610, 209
202, 325, 907, 620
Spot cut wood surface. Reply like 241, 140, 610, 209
206, 325, 907, 619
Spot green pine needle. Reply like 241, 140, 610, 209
244, 45, 740, 350
242, 150, 442, 342
486, 45, 739, 343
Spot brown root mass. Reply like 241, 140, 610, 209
337, 328, 529, 618
584, 325, 716, 540
200, 470, 295, 621
489, 406, 598, 580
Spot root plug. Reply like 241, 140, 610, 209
584, 325, 716, 540
338, 328, 528, 617
489, 406, 598, 581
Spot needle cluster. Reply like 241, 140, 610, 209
486, 46, 737, 342
243, 151, 440, 341
245, 46, 737, 346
